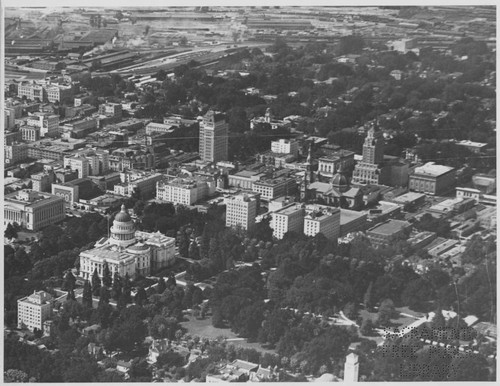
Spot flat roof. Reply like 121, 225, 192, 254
456, 140, 487, 148
274, 204, 303, 216
340, 209, 366, 224
413, 162, 455, 177
368, 219, 411, 236
393, 192, 427, 203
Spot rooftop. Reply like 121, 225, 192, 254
456, 140, 488, 148
340, 209, 366, 225
274, 203, 304, 216
368, 219, 411, 236
413, 162, 455, 177
392, 191, 427, 203
5, 190, 64, 208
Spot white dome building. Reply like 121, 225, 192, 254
79, 205, 176, 281
109, 204, 136, 248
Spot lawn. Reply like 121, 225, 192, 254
180, 314, 276, 355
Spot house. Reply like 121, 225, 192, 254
116, 360, 133, 379
148, 338, 170, 364
249, 366, 276, 382
82, 324, 101, 337
88, 342, 103, 357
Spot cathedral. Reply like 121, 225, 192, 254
79, 205, 176, 281
300, 144, 363, 210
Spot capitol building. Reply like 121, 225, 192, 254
79, 205, 176, 281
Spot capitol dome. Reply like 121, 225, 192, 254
109, 204, 136, 248
114, 204, 132, 223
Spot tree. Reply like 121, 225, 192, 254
62, 270, 76, 292
364, 281, 374, 310
91, 269, 101, 296
82, 280, 93, 309
111, 272, 122, 300
167, 273, 176, 289
377, 299, 396, 326
178, 228, 190, 258
87, 222, 102, 241
447, 353, 489, 381
102, 262, 112, 287
4, 369, 29, 382
188, 241, 200, 260
4, 223, 18, 239
135, 287, 148, 306
431, 306, 446, 329
360, 318, 375, 336
338, 35, 365, 55
99, 286, 110, 307
122, 273, 132, 304
157, 351, 185, 368
157, 277, 166, 294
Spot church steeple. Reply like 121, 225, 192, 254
300, 142, 314, 201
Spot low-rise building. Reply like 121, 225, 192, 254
252, 177, 297, 201
303, 206, 340, 241
145, 122, 176, 135
31, 170, 55, 192
52, 183, 80, 205
340, 209, 367, 237
20, 125, 41, 142
366, 219, 412, 247
317, 150, 356, 179
17, 291, 53, 331
409, 162, 455, 195
114, 172, 163, 199
271, 138, 299, 157
456, 140, 488, 154
156, 177, 215, 206
228, 170, 266, 190
4, 190, 65, 231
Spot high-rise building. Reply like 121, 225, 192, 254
226, 193, 260, 230
270, 204, 305, 240
17, 291, 53, 331
199, 110, 228, 163
26, 112, 59, 137
64, 156, 90, 178
351, 123, 386, 185
5, 142, 28, 165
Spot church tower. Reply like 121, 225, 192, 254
300, 143, 314, 201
